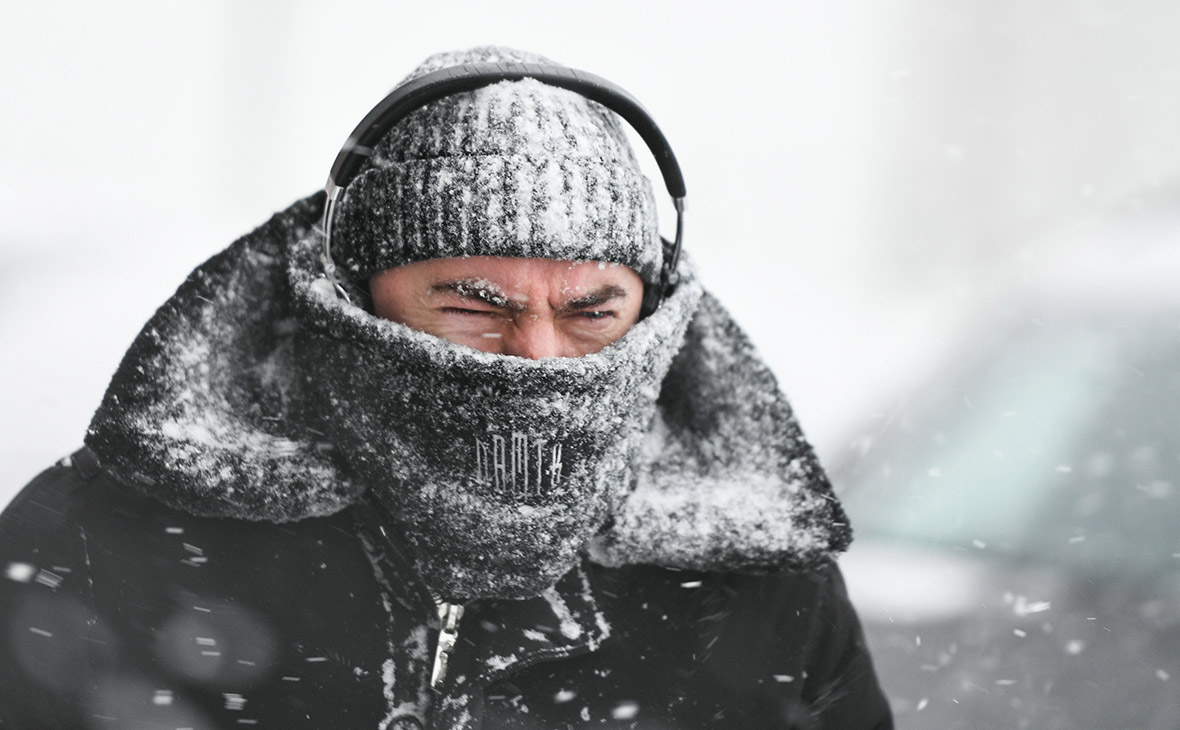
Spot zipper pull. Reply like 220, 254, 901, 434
431, 600, 465, 691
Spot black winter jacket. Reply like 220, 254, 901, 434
0, 449, 892, 729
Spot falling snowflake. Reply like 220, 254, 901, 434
612, 701, 639, 720
5, 562, 35, 583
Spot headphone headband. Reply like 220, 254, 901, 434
321, 62, 685, 314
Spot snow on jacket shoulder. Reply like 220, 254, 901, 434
0, 452, 892, 730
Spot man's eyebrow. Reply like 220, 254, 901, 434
430, 279, 525, 312
560, 285, 629, 311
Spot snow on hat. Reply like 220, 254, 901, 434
332, 46, 662, 284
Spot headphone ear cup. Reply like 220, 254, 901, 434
639, 234, 680, 318
640, 281, 661, 319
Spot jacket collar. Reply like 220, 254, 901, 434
85, 193, 851, 581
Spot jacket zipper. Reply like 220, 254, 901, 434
369, 522, 468, 693
429, 590, 466, 691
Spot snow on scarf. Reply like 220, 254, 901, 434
291, 222, 699, 601
85, 194, 852, 597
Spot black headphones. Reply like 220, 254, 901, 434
320, 62, 686, 317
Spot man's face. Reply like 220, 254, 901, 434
370, 256, 644, 359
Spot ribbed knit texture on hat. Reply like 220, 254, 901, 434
333, 47, 662, 283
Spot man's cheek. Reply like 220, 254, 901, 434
435, 322, 506, 351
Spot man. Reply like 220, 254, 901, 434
0, 47, 892, 729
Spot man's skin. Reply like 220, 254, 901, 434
369, 256, 644, 358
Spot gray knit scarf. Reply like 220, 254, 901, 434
289, 226, 701, 601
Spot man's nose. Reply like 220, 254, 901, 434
503, 317, 564, 359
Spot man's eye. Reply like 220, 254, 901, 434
578, 310, 616, 321
442, 307, 493, 317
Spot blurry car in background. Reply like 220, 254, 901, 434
834, 243, 1180, 729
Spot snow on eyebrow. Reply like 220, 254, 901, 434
560, 285, 628, 311
432, 278, 628, 313
430, 278, 521, 311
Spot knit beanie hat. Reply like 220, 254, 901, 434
332, 47, 663, 284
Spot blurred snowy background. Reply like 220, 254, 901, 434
4, 1, 1180, 725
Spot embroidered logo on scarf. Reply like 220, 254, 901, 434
473, 432, 566, 497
